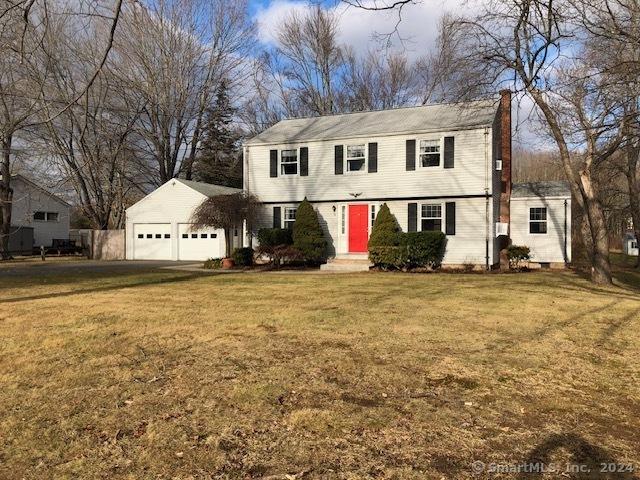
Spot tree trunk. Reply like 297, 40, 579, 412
1, 135, 13, 260
579, 171, 612, 284
225, 227, 233, 259
626, 144, 640, 268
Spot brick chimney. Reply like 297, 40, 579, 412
498, 89, 512, 268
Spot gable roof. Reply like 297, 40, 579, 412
2, 174, 72, 207
511, 181, 571, 198
245, 99, 499, 146
175, 179, 241, 197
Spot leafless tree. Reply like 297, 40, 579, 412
341, 49, 415, 111
114, 0, 254, 187
440, 0, 625, 284
274, 4, 344, 116
0, 0, 124, 258
575, 0, 640, 266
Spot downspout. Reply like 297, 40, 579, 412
564, 198, 568, 265
484, 127, 490, 271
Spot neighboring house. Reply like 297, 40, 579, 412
243, 91, 518, 268
125, 178, 242, 261
510, 181, 572, 266
4, 174, 70, 252
623, 231, 638, 256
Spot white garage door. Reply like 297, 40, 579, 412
133, 224, 172, 260
178, 224, 225, 261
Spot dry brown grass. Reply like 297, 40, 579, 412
1, 265, 639, 479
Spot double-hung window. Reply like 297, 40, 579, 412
529, 207, 547, 234
419, 140, 440, 167
284, 207, 297, 230
281, 149, 298, 175
346, 144, 366, 172
632, 241, 638, 249
421, 204, 442, 231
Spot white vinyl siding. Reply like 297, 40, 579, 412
511, 198, 571, 263
126, 180, 239, 260
10, 177, 70, 248
245, 127, 491, 203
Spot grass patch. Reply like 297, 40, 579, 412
0, 266, 639, 478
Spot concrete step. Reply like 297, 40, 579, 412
320, 261, 371, 272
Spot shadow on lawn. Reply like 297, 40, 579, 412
0, 272, 206, 304
518, 433, 638, 479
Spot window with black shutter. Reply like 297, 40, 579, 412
273, 206, 281, 228
445, 202, 456, 235
300, 147, 309, 176
408, 203, 417, 232
368, 142, 378, 173
406, 140, 416, 171
269, 150, 278, 177
444, 136, 455, 169
335, 145, 344, 175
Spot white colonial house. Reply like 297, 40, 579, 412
125, 178, 242, 261
4, 174, 71, 253
243, 91, 571, 269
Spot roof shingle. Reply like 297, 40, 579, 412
245, 99, 499, 146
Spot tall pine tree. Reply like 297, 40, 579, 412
194, 80, 242, 188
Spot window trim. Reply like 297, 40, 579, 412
280, 148, 299, 176
419, 202, 443, 233
33, 211, 59, 222
345, 143, 367, 174
283, 206, 297, 230
528, 207, 548, 235
417, 138, 442, 168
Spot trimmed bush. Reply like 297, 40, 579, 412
232, 247, 254, 266
256, 228, 298, 267
507, 245, 531, 270
368, 203, 402, 269
203, 258, 223, 269
400, 231, 447, 269
293, 198, 327, 264
257, 228, 293, 247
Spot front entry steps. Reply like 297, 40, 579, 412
320, 254, 372, 272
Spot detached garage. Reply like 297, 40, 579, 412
126, 179, 241, 261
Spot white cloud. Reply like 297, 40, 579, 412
254, 0, 467, 61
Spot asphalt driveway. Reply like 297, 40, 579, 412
0, 259, 197, 278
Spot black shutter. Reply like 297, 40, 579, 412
408, 203, 417, 232
300, 147, 309, 176
445, 202, 456, 235
368, 142, 378, 173
273, 206, 281, 229
444, 136, 455, 169
406, 140, 416, 171
335, 145, 344, 175
270, 149, 278, 177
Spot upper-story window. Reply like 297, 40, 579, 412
421, 204, 442, 231
419, 140, 440, 167
281, 149, 298, 175
284, 207, 297, 229
346, 144, 366, 172
529, 207, 547, 234
34, 211, 58, 222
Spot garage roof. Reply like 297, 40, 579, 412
511, 181, 571, 198
176, 179, 241, 197
245, 99, 498, 146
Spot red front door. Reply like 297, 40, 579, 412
348, 204, 369, 253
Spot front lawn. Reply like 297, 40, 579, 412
1, 266, 639, 479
